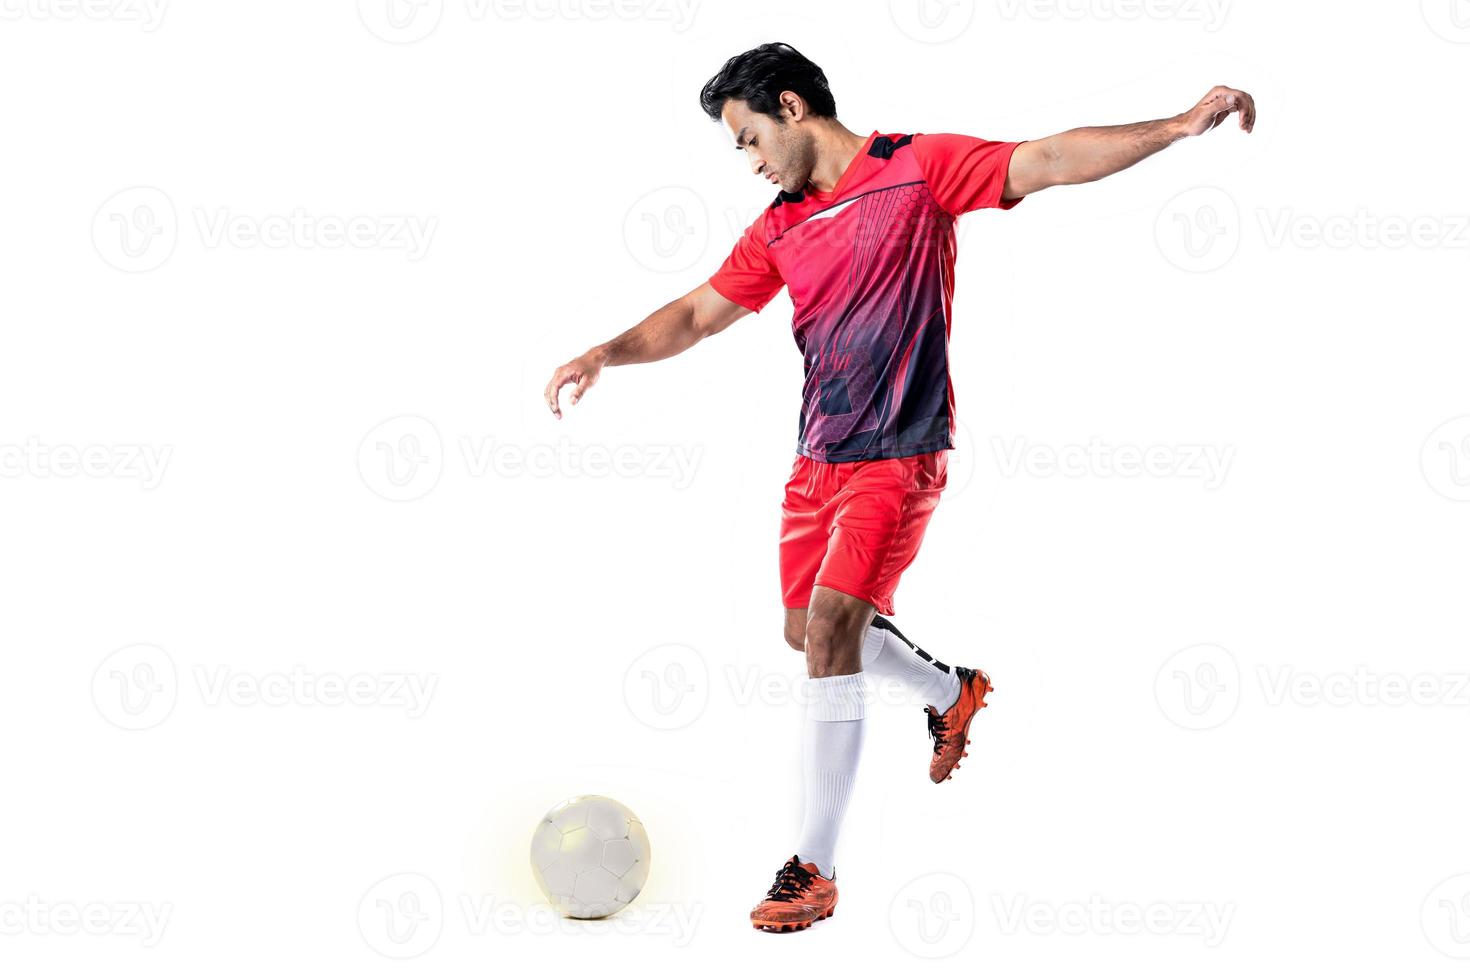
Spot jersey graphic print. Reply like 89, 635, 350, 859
708, 131, 1024, 463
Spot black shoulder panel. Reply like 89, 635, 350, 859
770, 188, 805, 209
868, 134, 913, 159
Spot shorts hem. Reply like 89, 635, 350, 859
810, 575, 892, 614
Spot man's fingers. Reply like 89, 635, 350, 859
544, 359, 599, 416
545, 366, 574, 419
1225, 91, 1253, 132
1219, 92, 1239, 126
1199, 87, 1256, 134
1221, 88, 1255, 132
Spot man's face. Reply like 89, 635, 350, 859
721, 98, 816, 195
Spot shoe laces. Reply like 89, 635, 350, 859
765, 857, 816, 903
925, 707, 950, 754
926, 665, 976, 754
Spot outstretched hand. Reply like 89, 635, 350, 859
544, 351, 605, 420
1180, 85, 1256, 137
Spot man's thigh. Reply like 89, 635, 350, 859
817, 453, 947, 617
779, 450, 947, 622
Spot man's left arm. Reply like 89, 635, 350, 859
1003, 85, 1256, 199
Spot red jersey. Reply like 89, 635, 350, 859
708, 130, 1024, 462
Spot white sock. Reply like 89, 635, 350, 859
792, 672, 866, 880
860, 616, 962, 712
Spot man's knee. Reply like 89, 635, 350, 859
803, 604, 867, 676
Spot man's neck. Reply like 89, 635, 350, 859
804, 124, 869, 194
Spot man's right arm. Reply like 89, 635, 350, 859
544, 282, 754, 419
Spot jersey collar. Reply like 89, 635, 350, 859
814, 129, 879, 201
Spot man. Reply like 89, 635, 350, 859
544, 42, 1254, 933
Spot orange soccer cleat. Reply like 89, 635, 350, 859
926, 666, 992, 783
749, 855, 838, 933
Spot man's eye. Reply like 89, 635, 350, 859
748, 138, 757, 148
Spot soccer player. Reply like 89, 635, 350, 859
544, 42, 1254, 933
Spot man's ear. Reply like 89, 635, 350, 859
778, 90, 805, 123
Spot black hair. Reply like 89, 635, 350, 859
698, 42, 837, 123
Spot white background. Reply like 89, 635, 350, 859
3, 0, 1469, 973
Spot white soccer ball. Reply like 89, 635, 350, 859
529, 795, 651, 919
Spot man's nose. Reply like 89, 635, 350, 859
748, 154, 767, 176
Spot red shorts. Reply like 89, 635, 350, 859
779, 449, 948, 616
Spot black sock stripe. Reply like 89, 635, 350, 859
869, 615, 952, 673
918, 647, 952, 673
869, 614, 913, 647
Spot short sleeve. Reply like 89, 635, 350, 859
911, 133, 1026, 216
707, 212, 785, 314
